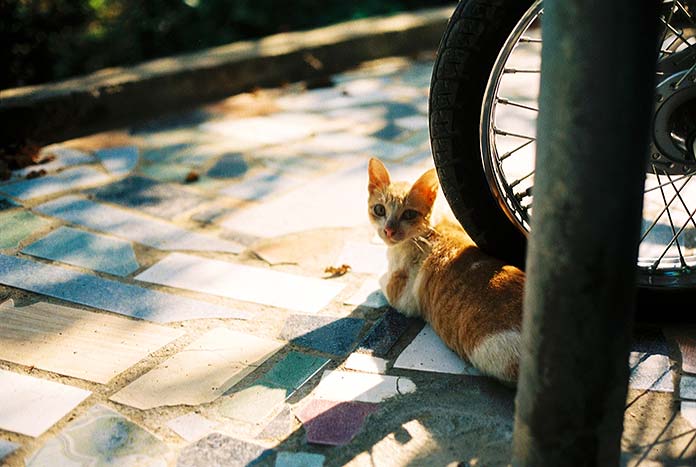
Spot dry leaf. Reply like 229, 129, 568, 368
324, 264, 351, 278
185, 171, 199, 183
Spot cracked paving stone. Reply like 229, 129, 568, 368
177, 433, 272, 467
0, 210, 51, 250
27, 405, 172, 466
88, 175, 208, 219
357, 307, 415, 357
280, 315, 364, 356
0, 166, 110, 200
23, 226, 140, 276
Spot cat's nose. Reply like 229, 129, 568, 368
384, 226, 395, 238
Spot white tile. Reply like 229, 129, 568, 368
136, 253, 345, 314
167, 413, 219, 442
0, 254, 251, 323
13, 147, 94, 177
96, 146, 139, 175
0, 369, 90, 437
682, 401, 696, 428
344, 278, 389, 308
257, 133, 412, 161
110, 327, 283, 409
628, 352, 674, 393
218, 170, 304, 201
393, 324, 481, 375
0, 299, 184, 383
0, 166, 110, 200
220, 161, 370, 238
337, 241, 388, 275
200, 113, 343, 148
312, 370, 415, 403
35, 195, 243, 253
394, 115, 428, 131
344, 353, 388, 374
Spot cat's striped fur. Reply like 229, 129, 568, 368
368, 158, 524, 383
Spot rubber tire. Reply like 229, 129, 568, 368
429, 0, 534, 269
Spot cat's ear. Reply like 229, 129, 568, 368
408, 168, 439, 208
368, 158, 391, 194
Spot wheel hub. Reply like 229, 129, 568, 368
652, 69, 696, 174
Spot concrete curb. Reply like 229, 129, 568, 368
0, 6, 453, 148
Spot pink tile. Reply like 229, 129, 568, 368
295, 399, 378, 446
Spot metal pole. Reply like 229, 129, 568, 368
513, 1, 660, 466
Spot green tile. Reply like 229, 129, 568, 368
259, 351, 329, 392
0, 210, 50, 249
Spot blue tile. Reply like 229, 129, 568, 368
0, 254, 250, 323
0, 167, 110, 200
35, 196, 242, 253
280, 315, 364, 356
23, 226, 139, 276
275, 451, 325, 467
141, 143, 219, 166
0, 197, 18, 211
96, 146, 139, 175
207, 154, 248, 179
218, 171, 302, 201
358, 308, 415, 357
0, 439, 19, 462
88, 176, 208, 219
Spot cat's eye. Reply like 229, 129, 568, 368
373, 204, 386, 217
401, 209, 419, 221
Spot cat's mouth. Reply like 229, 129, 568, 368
382, 234, 403, 246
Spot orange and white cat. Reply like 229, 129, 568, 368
368, 158, 524, 384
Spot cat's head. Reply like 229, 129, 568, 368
367, 158, 439, 246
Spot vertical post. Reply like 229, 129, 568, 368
513, 1, 660, 466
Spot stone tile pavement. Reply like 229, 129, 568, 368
0, 54, 695, 466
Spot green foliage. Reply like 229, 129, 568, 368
1, 0, 450, 89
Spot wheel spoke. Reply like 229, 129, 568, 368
660, 16, 695, 49
519, 36, 542, 43
665, 172, 696, 231
510, 170, 534, 188
652, 203, 696, 268
503, 68, 541, 74
500, 139, 535, 161
496, 97, 539, 112
676, 0, 695, 24
493, 127, 536, 141
640, 175, 692, 242
653, 167, 687, 267
644, 171, 694, 193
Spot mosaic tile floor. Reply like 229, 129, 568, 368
0, 54, 695, 467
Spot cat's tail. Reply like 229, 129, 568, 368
468, 330, 521, 384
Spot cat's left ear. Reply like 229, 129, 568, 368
368, 158, 391, 194
408, 168, 439, 207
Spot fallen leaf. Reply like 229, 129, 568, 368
185, 171, 199, 183
324, 264, 351, 278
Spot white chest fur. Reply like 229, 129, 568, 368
380, 244, 424, 318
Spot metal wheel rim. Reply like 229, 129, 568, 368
480, 0, 696, 288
